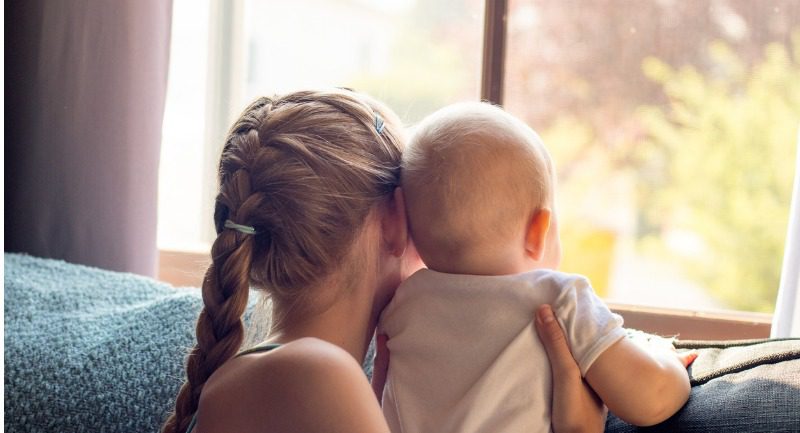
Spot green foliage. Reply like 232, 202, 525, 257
635, 34, 800, 312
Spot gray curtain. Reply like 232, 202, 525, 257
6, 0, 173, 277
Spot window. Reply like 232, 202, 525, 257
504, 0, 799, 314
157, 0, 211, 252
158, 0, 483, 250
159, 0, 799, 318
243, 0, 483, 124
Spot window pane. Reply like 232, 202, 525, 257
157, 0, 211, 251
505, 0, 800, 312
159, 0, 483, 250
243, 0, 484, 124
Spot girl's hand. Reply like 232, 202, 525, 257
371, 334, 390, 403
535, 304, 606, 433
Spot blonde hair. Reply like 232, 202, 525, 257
402, 102, 553, 267
161, 89, 404, 433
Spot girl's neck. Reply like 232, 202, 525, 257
267, 279, 379, 363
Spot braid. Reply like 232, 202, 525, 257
162, 90, 404, 432
162, 108, 268, 433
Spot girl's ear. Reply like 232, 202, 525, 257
525, 208, 552, 261
381, 187, 409, 257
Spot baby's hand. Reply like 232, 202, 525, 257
676, 350, 698, 368
625, 329, 697, 369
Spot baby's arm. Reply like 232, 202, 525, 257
584, 337, 692, 426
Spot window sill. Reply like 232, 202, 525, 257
157, 249, 774, 340
158, 248, 210, 287
608, 302, 772, 340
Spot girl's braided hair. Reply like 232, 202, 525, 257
161, 89, 404, 433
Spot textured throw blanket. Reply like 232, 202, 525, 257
4, 253, 203, 433
5, 253, 800, 433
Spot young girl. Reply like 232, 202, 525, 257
161, 89, 606, 433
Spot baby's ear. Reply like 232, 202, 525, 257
381, 187, 409, 257
524, 208, 551, 261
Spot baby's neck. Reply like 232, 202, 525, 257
427, 246, 535, 276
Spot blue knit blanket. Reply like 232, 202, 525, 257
4, 253, 202, 433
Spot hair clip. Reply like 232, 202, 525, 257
374, 113, 385, 134
224, 219, 257, 235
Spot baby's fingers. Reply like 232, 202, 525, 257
676, 350, 699, 368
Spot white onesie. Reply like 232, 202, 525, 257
378, 268, 625, 433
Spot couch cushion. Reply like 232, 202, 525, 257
605, 338, 800, 432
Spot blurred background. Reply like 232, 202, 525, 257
159, 0, 799, 313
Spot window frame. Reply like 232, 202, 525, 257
157, 0, 777, 340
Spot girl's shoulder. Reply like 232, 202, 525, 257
244, 337, 369, 389
195, 338, 387, 433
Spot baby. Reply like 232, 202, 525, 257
378, 103, 692, 433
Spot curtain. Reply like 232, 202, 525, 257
5, 0, 173, 277
771, 129, 800, 338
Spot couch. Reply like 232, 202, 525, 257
5, 253, 799, 432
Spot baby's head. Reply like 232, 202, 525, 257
402, 102, 561, 275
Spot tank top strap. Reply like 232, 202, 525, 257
236, 343, 282, 357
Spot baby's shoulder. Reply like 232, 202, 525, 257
511, 269, 603, 308
519, 268, 590, 291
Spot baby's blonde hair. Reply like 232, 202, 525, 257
402, 102, 554, 268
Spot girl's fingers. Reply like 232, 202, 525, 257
535, 304, 580, 377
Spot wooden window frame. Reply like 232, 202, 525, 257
481, 0, 507, 104
157, 0, 775, 341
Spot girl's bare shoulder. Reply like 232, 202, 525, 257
195, 338, 387, 433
